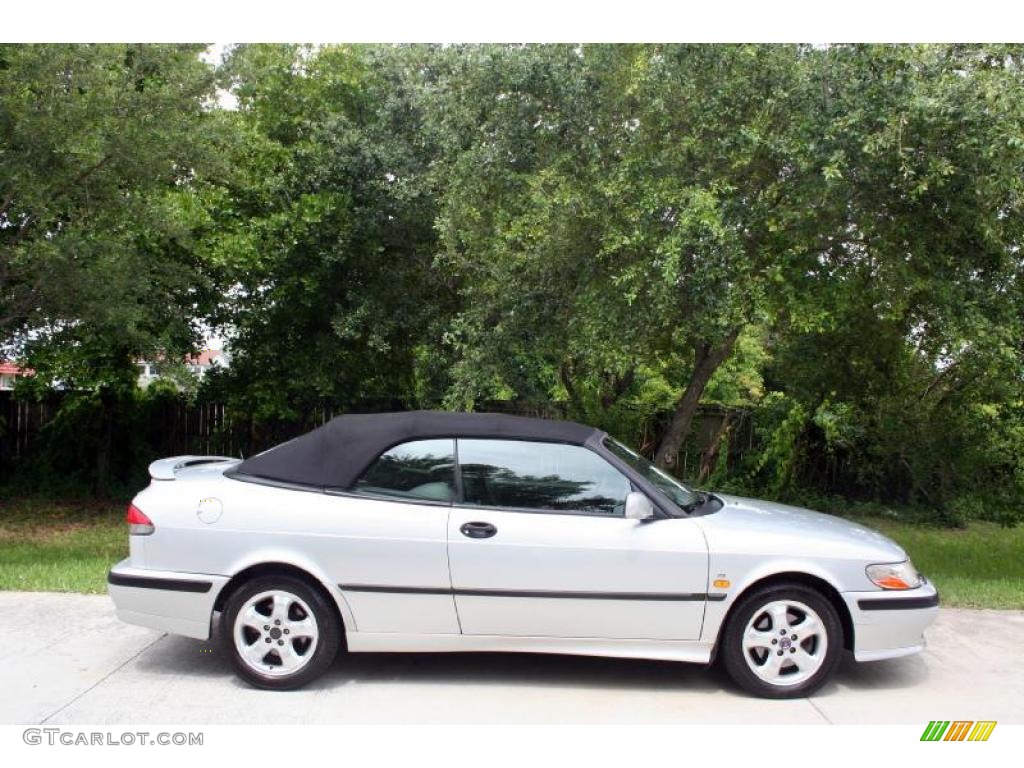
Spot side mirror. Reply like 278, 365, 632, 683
624, 491, 656, 521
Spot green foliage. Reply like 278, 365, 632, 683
200, 45, 451, 421
0, 44, 225, 386
2, 44, 1024, 527
425, 46, 819, 427
748, 394, 808, 497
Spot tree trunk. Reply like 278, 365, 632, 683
600, 368, 636, 411
698, 410, 733, 484
655, 328, 741, 469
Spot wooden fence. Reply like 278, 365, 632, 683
0, 393, 56, 463
0, 391, 753, 483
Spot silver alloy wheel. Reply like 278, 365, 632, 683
742, 599, 828, 687
233, 590, 320, 677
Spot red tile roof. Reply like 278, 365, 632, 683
186, 349, 223, 367
0, 362, 32, 376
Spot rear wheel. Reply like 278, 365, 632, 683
720, 582, 842, 698
222, 575, 341, 690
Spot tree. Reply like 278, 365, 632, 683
0, 44, 222, 385
749, 44, 1024, 515
424, 45, 829, 464
3, 44, 1022, 519
425, 43, 1024, 476
202, 45, 450, 422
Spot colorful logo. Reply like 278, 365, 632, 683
920, 721, 997, 742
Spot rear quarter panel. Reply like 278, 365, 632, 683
133, 471, 455, 633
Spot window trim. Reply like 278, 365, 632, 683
452, 436, 465, 504
325, 487, 453, 508
450, 498, 631, 519
452, 437, 637, 519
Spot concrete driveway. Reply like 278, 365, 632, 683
3, 591, 1022, 725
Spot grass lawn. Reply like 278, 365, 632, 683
851, 516, 1024, 610
0, 499, 126, 593
0, 499, 1021, 609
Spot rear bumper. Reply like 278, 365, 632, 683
107, 559, 229, 640
842, 579, 940, 662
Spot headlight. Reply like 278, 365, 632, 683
866, 560, 922, 590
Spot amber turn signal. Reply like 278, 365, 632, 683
866, 561, 922, 590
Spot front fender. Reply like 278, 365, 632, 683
700, 556, 848, 644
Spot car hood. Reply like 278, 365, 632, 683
700, 493, 907, 562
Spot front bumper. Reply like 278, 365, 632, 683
107, 558, 229, 640
842, 578, 940, 662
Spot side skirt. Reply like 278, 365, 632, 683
345, 632, 715, 664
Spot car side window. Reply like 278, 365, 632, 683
457, 439, 631, 516
353, 439, 456, 503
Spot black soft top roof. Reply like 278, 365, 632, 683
230, 410, 602, 490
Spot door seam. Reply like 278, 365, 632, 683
444, 506, 464, 633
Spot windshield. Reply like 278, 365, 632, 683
603, 437, 701, 511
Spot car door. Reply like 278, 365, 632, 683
325, 438, 460, 635
446, 439, 709, 640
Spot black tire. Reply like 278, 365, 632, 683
720, 582, 843, 699
221, 574, 342, 691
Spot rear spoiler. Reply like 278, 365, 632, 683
148, 455, 236, 481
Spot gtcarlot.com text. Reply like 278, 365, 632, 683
23, 729, 203, 746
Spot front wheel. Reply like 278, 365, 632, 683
720, 583, 843, 698
222, 575, 342, 690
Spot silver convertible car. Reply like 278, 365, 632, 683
108, 411, 938, 697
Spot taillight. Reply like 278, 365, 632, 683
126, 503, 155, 536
